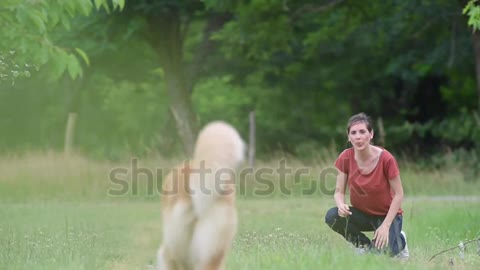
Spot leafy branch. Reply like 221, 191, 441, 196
0, 0, 125, 81
464, 0, 480, 31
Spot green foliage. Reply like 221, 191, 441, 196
201, 0, 237, 11
440, 71, 477, 112
385, 110, 480, 151
0, 0, 478, 163
207, 0, 477, 156
464, 0, 480, 31
122, 0, 204, 14
0, 51, 34, 85
212, 0, 293, 62
193, 75, 253, 129
94, 76, 171, 151
75, 74, 182, 158
431, 111, 480, 146
0, 0, 124, 81
192, 72, 350, 155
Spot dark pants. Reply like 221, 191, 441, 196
325, 206, 406, 256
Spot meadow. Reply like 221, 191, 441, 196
1, 152, 479, 270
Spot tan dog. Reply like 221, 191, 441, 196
157, 121, 245, 270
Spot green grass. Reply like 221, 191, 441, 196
0, 152, 479, 269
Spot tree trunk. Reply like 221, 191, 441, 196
64, 112, 77, 156
63, 76, 83, 157
248, 111, 256, 168
146, 11, 198, 157
473, 31, 480, 111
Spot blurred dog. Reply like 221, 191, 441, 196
157, 121, 245, 270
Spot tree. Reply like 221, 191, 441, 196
109, 0, 234, 156
204, 0, 477, 153
1, 0, 233, 156
0, 0, 124, 156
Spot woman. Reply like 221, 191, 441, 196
325, 113, 409, 258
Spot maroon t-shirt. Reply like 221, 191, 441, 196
334, 147, 403, 216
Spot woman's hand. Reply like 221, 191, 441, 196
373, 224, 390, 249
337, 203, 352, 217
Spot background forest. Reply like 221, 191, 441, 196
1, 0, 480, 172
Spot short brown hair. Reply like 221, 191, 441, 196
347, 113, 373, 134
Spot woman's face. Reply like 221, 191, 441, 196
348, 122, 373, 151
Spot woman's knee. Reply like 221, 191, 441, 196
325, 207, 339, 225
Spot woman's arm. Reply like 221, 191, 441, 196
373, 175, 404, 249
384, 175, 404, 226
334, 169, 352, 217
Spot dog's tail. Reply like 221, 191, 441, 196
189, 121, 245, 215
193, 121, 245, 170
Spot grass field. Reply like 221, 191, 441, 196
1, 152, 479, 269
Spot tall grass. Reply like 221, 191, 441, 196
0, 151, 177, 201
0, 150, 479, 202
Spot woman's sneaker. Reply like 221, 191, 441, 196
355, 245, 369, 255
396, 231, 410, 260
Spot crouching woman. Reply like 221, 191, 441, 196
325, 113, 409, 259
